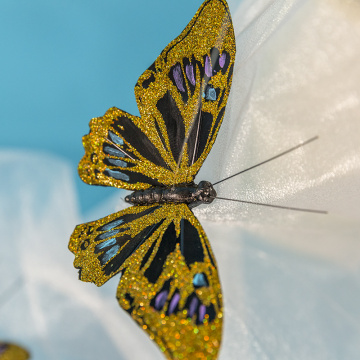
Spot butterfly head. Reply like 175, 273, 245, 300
193, 181, 217, 205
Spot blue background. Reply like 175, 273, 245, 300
0, 0, 203, 212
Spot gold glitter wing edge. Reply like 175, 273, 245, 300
117, 204, 222, 360
69, 204, 161, 286
78, 0, 235, 190
78, 108, 175, 190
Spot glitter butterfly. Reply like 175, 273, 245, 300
69, 0, 235, 359
0, 342, 29, 360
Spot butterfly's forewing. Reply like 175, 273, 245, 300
79, 0, 235, 190
135, 0, 236, 183
78, 108, 174, 190
116, 204, 222, 360
0, 342, 29, 360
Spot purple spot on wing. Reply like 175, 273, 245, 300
219, 53, 226, 68
168, 293, 180, 314
154, 290, 168, 310
199, 304, 206, 323
185, 64, 195, 85
205, 56, 212, 77
188, 296, 198, 317
0, 344, 8, 355
173, 65, 185, 92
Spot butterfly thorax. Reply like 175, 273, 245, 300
125, 180, 216, 208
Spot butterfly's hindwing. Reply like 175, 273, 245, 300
116, 204, 223, 360
69, 205, 163, 286
69, 203, 222, 359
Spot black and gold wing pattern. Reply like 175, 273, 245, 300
69, 204, 222, 359
0, 342, 29, 360
78, 0, 235, 189
69, 0, 235, 359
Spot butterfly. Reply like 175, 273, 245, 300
68, 0, 235, 359
0, 342, 29, 360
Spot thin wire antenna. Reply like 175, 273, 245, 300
104, 137, 135, 161
216, 196, 328, 214
190, 109, 202, 166
213, 136, 319, 186
0, 277, 23, 309
173, 94, 203, 183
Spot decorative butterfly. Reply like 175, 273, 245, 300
69, 0, 235, 359
0, 342, 29, 360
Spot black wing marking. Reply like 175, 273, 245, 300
69, 205, 161, 286
116, 204, 223, 359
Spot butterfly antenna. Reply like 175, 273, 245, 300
104, 137, 135, 160
176, 108, 201, 170
213, 136, 319, 186
0, 276, 23, 309
215, 196, 328, 214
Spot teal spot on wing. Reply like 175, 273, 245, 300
100, 245, 121, 265
108, 131, 124, 145
193, 273, 209, 288
96, 238, 117, 251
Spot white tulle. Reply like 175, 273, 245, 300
1, 0, 360, 359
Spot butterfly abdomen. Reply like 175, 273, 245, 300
124, 180, 216, 207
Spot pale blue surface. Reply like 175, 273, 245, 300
0, 0, 202, 212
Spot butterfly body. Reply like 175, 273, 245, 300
124, 180, 216, 207
69, 1, 235, 358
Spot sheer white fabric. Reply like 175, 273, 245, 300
1, 0, 359, 359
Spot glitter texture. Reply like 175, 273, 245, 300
69, 204, 223, 359
69, 0, 235, 359
78, 0, 235, 190
0, 343, 29, 360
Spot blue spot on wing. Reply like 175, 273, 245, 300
104, 169, 130, 181
96, 228, 122, 241
95, 238, 117, 252
193, 273, 209, 288
106, 158, 127, 167
103, 145, 126, 157
108, 131, 124, 145
100, 245, 121, 265
99, 218, 124, 231
203, 85, 217, 101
